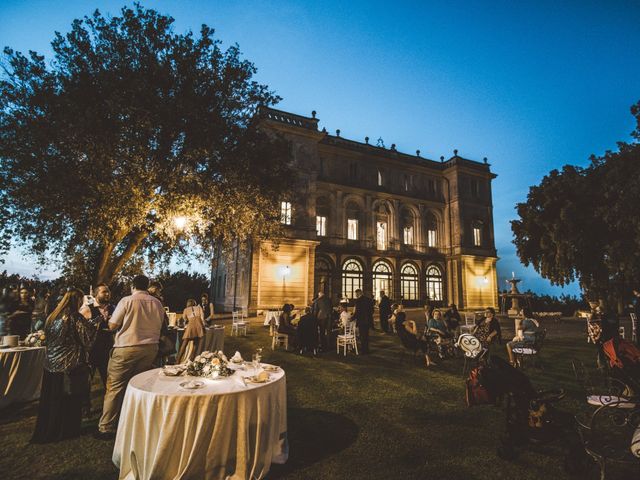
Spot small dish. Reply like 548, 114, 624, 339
179, 380, 204, 390
162, 366, 186, 376
263, 365, 280, 372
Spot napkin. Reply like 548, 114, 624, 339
231, 351, 243, 363
255, 371, 270, 383
632, 426, 640, 458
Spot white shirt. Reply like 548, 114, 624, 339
109, 290, 165, 348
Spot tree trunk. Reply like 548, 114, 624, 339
93, 229, 150, 285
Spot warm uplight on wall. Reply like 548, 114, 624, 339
475, 276, 489, 287
173, 216, 188, 231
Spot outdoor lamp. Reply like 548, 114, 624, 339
280, 265, 290, 277
173, 216, 188, 230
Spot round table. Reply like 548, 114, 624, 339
0, 346, 45, 409
113, 364, 288, 480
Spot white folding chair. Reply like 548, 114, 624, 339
460, 312, 475, 334
272, 332, 289, 350
336, 321, 358, 356
231, 311, 247, 336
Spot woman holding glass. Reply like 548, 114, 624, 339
177, 298, 205, 362
32, 288, 101, 443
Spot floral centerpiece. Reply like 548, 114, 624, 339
186, 350, 233, 379
25, 330, 45, 347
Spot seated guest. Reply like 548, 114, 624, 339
178, 299, 205, 362
427, 309, 451, 339
395, 304, 436, 367
473, 307, 500, 348
278, 303, 297, 347
506, 307, 540, 366
423, 303, 434, 324
443, 303, 462, 338
426, 308, 454, 359
296, 306, 319, 355
32, 289, 100, 443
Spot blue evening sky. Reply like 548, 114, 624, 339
1, 0, 639, 296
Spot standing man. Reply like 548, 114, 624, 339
353, 289, 374, 354
80, 284, 115, 387
312, 291, 333, 351
96, 275, 164, 439
378, 290, 391, 333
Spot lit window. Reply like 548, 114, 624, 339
426, 265, 443, 301
377, 170, 383, 186
316, 216, 326, 236
280, 201, 292, 225
347, 219, 358, 240
400, 263, 419, 301
403, 226, 413, 245
342, 259, 363, 299
376, 221, 387, 250
427, 228, 437, 247
473, 225, 482, 246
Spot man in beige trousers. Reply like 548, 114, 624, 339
95, 274, 164, 439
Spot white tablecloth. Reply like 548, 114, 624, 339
263, 311, 281, 326
113, 365, 288, 480
0, 346, 45, 409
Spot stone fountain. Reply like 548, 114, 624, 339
499, 272, 532, 316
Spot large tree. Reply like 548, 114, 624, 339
0, 4, 292, 285
511, 102, 640, 304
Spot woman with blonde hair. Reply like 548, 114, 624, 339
177, 298, 205, 362
32, 288, 101, 443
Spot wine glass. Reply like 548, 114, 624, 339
252, 348, 263, 376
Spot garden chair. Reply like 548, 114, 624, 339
630, 313, 638, 344
576, 397, 640, 480
512, 329, 546, 370
231, 312, 247, 336
337, 321, 358, 356
456, 333, 483, 375
271, 332, 289, 351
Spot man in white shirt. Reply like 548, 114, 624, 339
96, 275, 164, 438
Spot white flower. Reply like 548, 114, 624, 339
203, 351, 213, 359
202, 364, 212, 374
194, 355, 202, 362
199, 357, 207, 363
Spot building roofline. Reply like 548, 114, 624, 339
259, 106, 493, 173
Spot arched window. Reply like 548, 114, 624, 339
316, 196, 330, 237
426, 212, 438, 248
372, 260, 393, 300
401, 209, 414, 246
342, 259, 363, 299
315, 257, 333, 297
346, 201, 361, 240
472, 220, 483, 247
400, 263, 419, 301
426, 265, 443, 301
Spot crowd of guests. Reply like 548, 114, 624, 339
24, 275, 219, 443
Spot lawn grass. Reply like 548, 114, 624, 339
0, 314, 633, 479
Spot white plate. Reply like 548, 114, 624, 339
179, 380, 204, 389
263, 365, 280, 372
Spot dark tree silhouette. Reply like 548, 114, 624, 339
0, 4, 292, 285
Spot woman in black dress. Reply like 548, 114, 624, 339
32, 288, 101, 443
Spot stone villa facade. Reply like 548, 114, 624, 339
212, 107, 498, 313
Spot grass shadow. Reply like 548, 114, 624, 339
267, 408, 359, 479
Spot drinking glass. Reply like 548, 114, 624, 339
252, 353, 260, 376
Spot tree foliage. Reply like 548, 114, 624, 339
0, 4, 292, 285
512, 102, 640, 303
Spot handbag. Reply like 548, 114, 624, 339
465, 366, 494, 407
